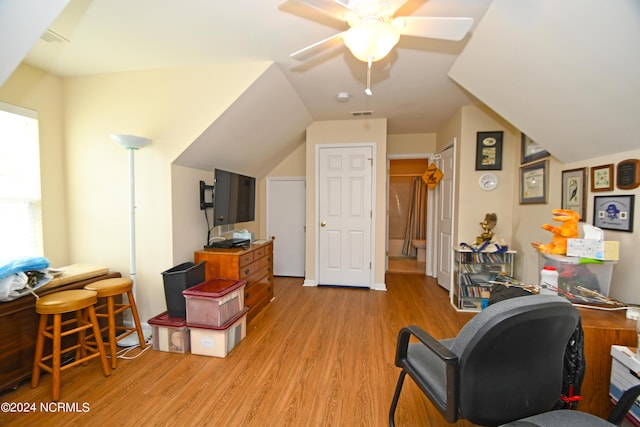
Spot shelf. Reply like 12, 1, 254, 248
451, 248, 516, 312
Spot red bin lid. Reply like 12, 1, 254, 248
148, 311, 187, 327
182, 278, 246, 298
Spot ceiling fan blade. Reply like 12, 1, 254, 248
394, 16, 474, 41
383, 0, 411, 16
290, 0, 356, 23
290, 32, 346, 60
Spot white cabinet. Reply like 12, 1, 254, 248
451, 248, 516, 311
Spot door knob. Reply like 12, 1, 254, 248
321, 221, 326, 227
271, 235, 276, 240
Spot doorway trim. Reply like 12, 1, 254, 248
313, 142, 377, 289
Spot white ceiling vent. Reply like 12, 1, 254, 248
351, 111, 373, 117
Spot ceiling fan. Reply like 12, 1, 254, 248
290, 0, 473, 95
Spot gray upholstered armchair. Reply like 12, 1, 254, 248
389, 295, 580, 426
501, 384, 640, 426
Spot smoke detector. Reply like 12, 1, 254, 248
336, 92, 350, 102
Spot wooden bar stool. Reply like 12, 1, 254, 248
84, 278, 146, 368
32, 289, 111, 401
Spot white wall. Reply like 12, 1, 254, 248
513, 149, 640, 304
59, 62, 271, 321
450, 106, 640, 305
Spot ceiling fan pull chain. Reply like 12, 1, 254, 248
365, 58, 373, 96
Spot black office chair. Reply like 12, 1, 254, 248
389, 295, 580, 426
501, 383, 640, 426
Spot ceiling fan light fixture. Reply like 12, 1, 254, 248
342, 18, 400, 62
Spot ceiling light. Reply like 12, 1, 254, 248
337, 92, 350, 102
342, 18, 400, 62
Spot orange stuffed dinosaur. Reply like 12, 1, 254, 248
531, 209, 580, 255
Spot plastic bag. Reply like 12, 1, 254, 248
0, 270, 51, 301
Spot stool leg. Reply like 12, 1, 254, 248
106, 296, 117, 369
75, 310, 87, 364
31, 314, 48, 388
127, 290, 146, 349
51, 313, 62, 401
87, 305, 111, 377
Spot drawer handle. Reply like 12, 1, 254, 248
244, 268, 250, 275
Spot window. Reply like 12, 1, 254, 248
0, 102, 43, 259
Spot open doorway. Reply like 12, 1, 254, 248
387, 157, 429, 274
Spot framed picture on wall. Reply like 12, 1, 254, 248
561, 167, 587, 220
475, 131, 503, 170
593, 195, 635, 232
520, 160, 548, 204
521, 133, 550, 164
591, 164, 614, 192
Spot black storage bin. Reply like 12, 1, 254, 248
161, 261, 205, 318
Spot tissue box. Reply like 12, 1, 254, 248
566, 239, 619, 261
232, 230, 253, 242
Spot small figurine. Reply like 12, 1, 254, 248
477, 213, 497, 244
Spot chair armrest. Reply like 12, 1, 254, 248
608, 384, 640, 425
395, 325, 460, 422
395, 325, 457, 365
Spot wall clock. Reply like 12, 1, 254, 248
479, 173, 498, 191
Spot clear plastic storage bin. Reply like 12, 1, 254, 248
148, 311, 190, 353
183, 278, 246, 327
189, 308, 248, 358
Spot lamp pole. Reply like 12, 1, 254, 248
110, 134, 151, 299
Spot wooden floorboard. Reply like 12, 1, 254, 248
0, 274, 478, 427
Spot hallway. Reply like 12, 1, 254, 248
387, 256, 425, 275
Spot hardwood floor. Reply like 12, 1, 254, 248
387, 256, 426, 275
0, 274, 477, 427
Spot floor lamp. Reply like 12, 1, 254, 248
110, 133, 152, 347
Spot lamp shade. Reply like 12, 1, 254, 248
110, 134, 151, 150
342, 18, 400, 62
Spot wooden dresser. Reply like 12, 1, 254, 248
194, 240, 273, 323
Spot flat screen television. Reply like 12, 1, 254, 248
212, 168, 256, 226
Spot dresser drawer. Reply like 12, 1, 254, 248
239, 256, 270, 280
245, 274, 273, 319
253, 246, 265, 259
239, 252, 254, 267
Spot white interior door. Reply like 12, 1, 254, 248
267, 177, 305, 277
436, 144, 455, 291
317, 145, 373, 287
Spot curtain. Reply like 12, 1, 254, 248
402, 177, 428, 256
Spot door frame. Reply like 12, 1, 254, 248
386, 153, 432, 274
429, 141, 456, 288
314, 143, 376, 288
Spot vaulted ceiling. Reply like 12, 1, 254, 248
2, 0, 639, 173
